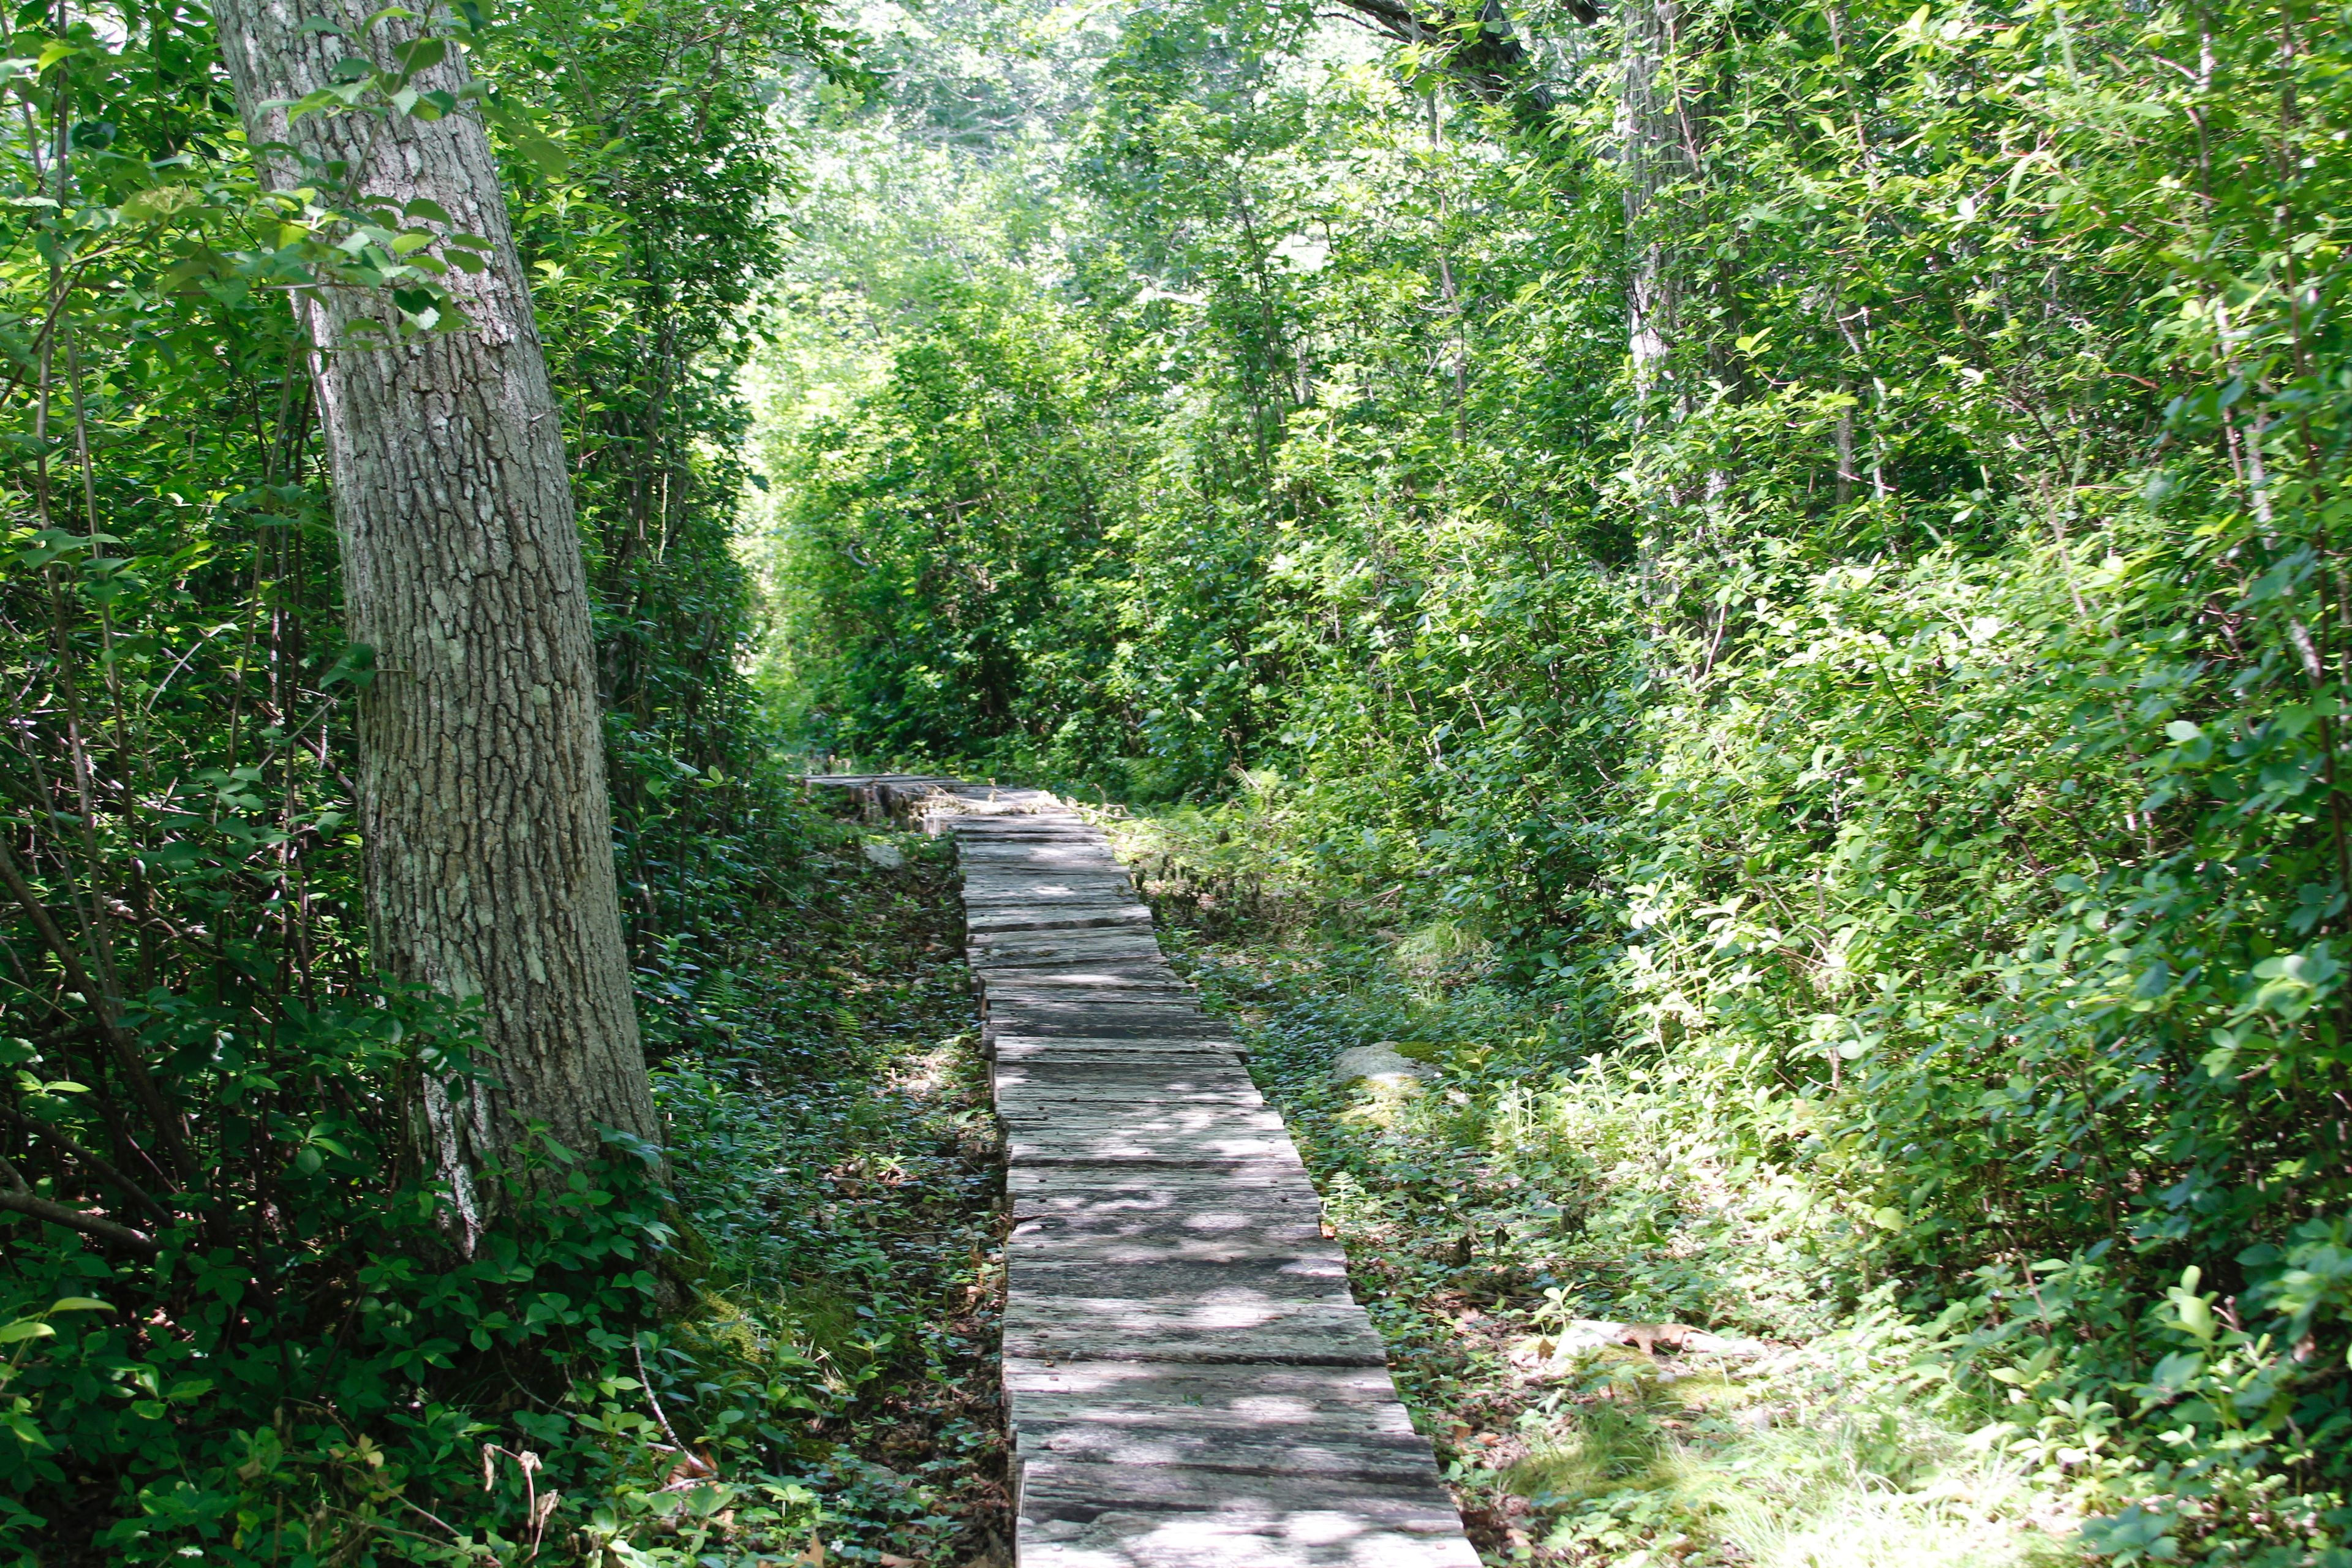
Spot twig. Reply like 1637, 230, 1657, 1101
0, 835, 198, 1189
633, 1335, 688, 1450
0, 1155, 159, 1256
0, 1104, 171, 1225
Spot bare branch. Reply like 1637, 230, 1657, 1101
0, 835, 198, 1188
0, 1104, 172, 1226
0, 1162, 160, 1257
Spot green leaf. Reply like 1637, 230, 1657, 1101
391, 36, 446, 76
119, 185, 203, 223
322, 642, 377, 690
518, 132, 569, 178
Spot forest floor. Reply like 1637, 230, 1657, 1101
649, 808, 1013, 1566
1104, 809, 2087, 1568
684, 792, 2084, 1566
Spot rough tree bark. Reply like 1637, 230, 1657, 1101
1618, 0, 1686, 419
1615, 0, 1738, 619
212, 0, 659, 1242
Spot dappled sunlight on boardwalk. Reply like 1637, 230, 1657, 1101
808, 775, 1476, 1568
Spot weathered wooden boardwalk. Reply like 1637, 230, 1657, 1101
808, 775, 1477, 1568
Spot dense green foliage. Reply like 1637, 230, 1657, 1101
764, 0, 2352, 1558
0, 5, 985, 1562
1137, 848, 2075, 1564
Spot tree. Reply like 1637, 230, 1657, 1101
1327, 0, 1573, 109
211, 0, 658, 1242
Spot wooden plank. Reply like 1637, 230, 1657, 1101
995, 1066, 1262, 1096
995, 1047, 1250, 1071
1001, 1110, 1293, 1140
1009, 1200, 1323, 1234
963, 869, 1136, 886
1013, 1230, 1339, 1268
965, 891, 1142, 911
987, 1025, 1210, 1043
987, 1014, 1205, 1030
956, 830, 1101, 843
970, 930, 1167, 951
983, 1000, 1209, 1020
1011, 1206, 1327, 1239
994, 1057, 1257, 1084
973, 927, 1159, 948
1001, 1104, 1278, 1133
973, 931, 1161, 952
1011, 1197, 1329, 1238
1008, 1168, 1324, 1204
1002, 1297, 1390, 1366
974, 941, 1172, 967
982, 974, 1190, 994
965, 907, 1152, 927
983, 977, 1198, 993
1006, 1133, 1305, 1167
983, 976, 1196, 992
1018, 1461, 1479, 1568
1009, 1257, 1352, 1302
1009, 1154, 1310, 1182
960, 847, 1128, 865
1002, 1359, 1412, 1418
962, 878, 1137, 897
1000, 1101, 1287, 1128
973, 927, 1166, 949
987, 989, 1195, 1004
989, 1023, 1227, 1045
968, 910, 1155, 934
1017, 1423, 1442, 1484
998, 1088, 1269, 1116
956, 828, 1117, 843
979, 968, 1189, 988
993, 1035, 1237, 1050
994, 1045, 1244, 1066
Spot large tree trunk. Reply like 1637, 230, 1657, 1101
1617, 0, 1736, 597
213, 0, 659, 1243
1618, 0, 1686, 418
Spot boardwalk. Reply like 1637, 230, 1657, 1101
808, 776, 1478, 1568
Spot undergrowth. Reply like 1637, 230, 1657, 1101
5, 803, 1009, 1567
626, 804, 1012, 1568
1109, 806, 2345, 1568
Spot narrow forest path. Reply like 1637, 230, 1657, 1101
809, 775, 1477, 1568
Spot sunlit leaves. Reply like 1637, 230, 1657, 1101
768, 0, 2352, 1550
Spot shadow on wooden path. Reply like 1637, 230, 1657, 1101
807, 775, 1477, 1568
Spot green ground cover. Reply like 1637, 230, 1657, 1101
1107, 805, 2343, 1567
6, 802, 1008, 1566
633, 811, 1011, 1567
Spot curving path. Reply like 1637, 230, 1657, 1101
807, 775, 1477, 1568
